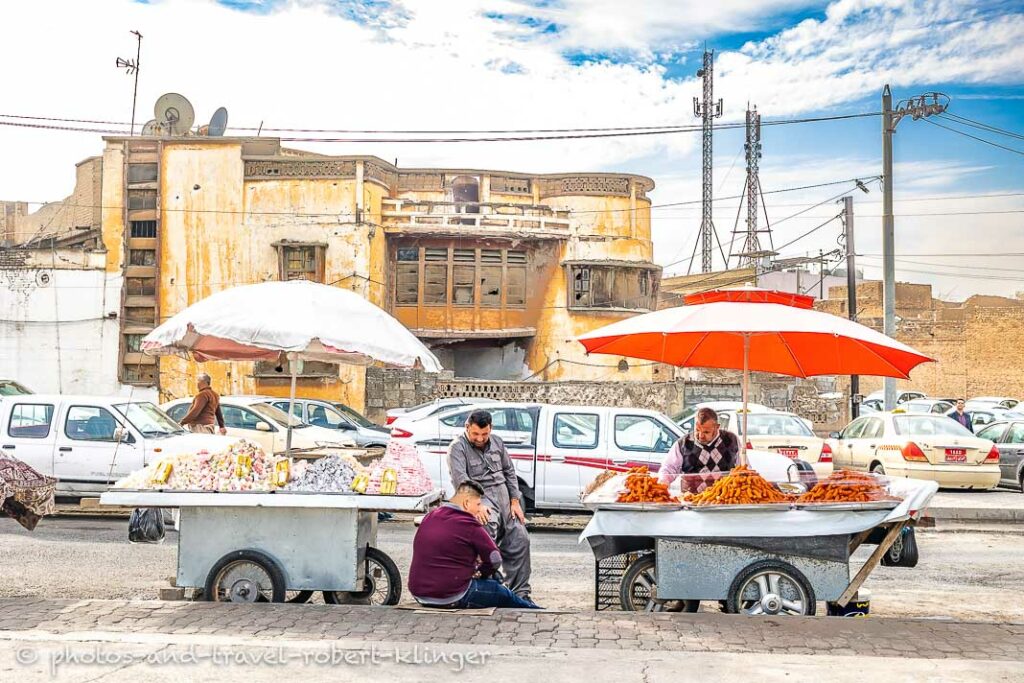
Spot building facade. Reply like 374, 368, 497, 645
4, 135, 658, 412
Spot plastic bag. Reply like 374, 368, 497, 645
128, 507, 165, 544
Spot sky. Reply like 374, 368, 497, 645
1, 0, 1022, 301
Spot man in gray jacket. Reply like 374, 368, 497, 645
447, 410, 532, 600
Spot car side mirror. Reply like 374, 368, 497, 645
337, 422, 355, 430
255, 422, 272, 432
829, 431, 841, 440
113, 427, 133, 443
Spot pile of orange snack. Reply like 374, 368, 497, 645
616, 466, 679, 503
797, 469, 901, 504
685, 465, 792, 505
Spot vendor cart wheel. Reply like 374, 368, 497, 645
619, 555, 699, 613
205, 549, 286, 603
323, 547, 402, 606
726, 560, 816, 616
285, 590, 315, 604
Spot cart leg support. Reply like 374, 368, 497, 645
836, 521, 907, 607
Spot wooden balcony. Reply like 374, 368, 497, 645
381, 199, 571, 240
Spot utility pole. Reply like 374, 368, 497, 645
818, 249, 825, 300
116, 31, 143, 136
692, 48, 723, 274
881, 85, 949, 409
842, 196, 860, 419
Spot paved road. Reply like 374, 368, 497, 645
2, 516, 1023, 621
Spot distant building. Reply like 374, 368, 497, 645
1, 135, 662, 415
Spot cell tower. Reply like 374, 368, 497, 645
735, 105, 773, 267
691, 48, 724, 274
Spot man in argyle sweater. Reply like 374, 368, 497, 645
657, 407, 739, 493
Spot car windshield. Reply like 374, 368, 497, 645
744, 414, 814, 437
0, 380, 32, 396
113, 402, 184, 437
893, 415, 974, 437
252, 402, 307, 428
331, 403, 379, 429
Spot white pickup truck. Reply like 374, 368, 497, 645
0, 394, 234, 497
409, 403, 808, 511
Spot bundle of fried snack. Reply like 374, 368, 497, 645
616, 466, 679, 503
797, 469, 901, 504
685, 464, 792, 505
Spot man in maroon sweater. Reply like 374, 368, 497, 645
409, 480, 540, 609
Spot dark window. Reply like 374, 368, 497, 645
124, 333, 145, 353
122, 366, 157, 385
129, 249, 156, 266
283, 246, 317, 281
65, 405, 119, 441
253, 360, 337, 377
129, 220, 157, 238
397, 247, 418, 262
480, 265, 502, 307
124, 307, 155, 325
8, 404, 55, 438
127, 163, 158, 184
126, 277, 156, 296
569, 265, 657, 310
127, 190, 157, 211
423, 264, 447, 305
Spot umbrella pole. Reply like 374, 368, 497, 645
741, 333, 750, 468
285, 355, 297, 457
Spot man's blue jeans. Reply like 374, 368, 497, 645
453, 579, 541, 609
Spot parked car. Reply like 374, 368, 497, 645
329, 401, 385, 429
163, 395, 356, 454
946, 406, 1013, 429
0, 394, 234, 497
408, 404, 810, 511
0, 380, 33, 396
827, 412, 1000, 490
385, 397, 496, 426
860, 398, 884, 414
673, 401, 775, 431
976, 420, 1024, 492
864, 389, 927, 407
712, 410, 833, 477
390, 402, 540, 446
967, 396, 1021, 412
266, 398, 390, 448
901, 399, 955, 415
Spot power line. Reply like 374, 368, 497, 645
939, 112, 1024, 142
922, 118, 1024, 157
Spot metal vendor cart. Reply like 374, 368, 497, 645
100, 489, 441, 605
582, 476, 937, 616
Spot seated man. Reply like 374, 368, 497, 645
658, 407, 740, 493
409, 480, 541, 610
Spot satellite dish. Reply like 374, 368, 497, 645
208, 107, 228, 137
154, 93, 195, 136
141, 119, 160, 136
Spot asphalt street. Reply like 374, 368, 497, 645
1, 515, 1022, 621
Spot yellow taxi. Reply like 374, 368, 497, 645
826, 411, 1000, 490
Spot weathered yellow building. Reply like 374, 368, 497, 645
10, 134, 660, 413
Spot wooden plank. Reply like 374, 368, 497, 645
837, 521, 906, 606
848, 528, 874, 555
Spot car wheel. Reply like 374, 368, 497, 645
871, 462, 886, 476
881, 526, 919, 568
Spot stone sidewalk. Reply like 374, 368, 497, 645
0, 598, 1021, 662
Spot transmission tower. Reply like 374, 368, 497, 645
690, 48, 724, 274
734, 105, 774, 267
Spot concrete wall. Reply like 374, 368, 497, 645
4, 157, 102, 245
0, 254, 150, 399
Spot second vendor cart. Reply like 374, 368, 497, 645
101, 489, 440, 605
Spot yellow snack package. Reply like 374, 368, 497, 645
351, 473, 369, 494
235, 453, 253, 478
380, 468, 398, 495
152, 460, 173, 484
273, 459, 290, 487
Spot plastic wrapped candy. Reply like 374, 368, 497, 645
364, 440, 436, 496
285, 454, 363, 493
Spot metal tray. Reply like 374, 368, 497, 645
795, 500, 901, 511
590, 501, 684, 512
685, 502, 796, 512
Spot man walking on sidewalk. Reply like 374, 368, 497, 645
178, 373, 227, 435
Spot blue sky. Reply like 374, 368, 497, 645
1, 0, 1022, 299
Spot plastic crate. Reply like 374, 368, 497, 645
595, 550, 651, 611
